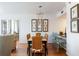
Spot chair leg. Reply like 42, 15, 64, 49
36, 53, 42, 56
46, 48, 48, 55
27, 48, 29, 54
40, 53, 42, 56
32, 53, 34, 56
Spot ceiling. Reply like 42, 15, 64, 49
0, 2, 66, 15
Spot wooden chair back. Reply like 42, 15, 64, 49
32, 36, 42, 50
36, 33, 41, 37
44, 33, 48, 41
27, 34, 31, 40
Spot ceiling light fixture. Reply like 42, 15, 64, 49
37, 5, 44, 19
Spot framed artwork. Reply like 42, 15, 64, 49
31, 19, 48, 32
71, 4, 79, 19
70, 4, 79, 33
37, 19, 42, 32
31, 19, 37, 32
43, 19, 48, 32
71, 19, 79, 33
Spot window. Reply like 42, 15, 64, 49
0, 20, 19, 35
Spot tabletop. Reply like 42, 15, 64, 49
27, 38, 47, 41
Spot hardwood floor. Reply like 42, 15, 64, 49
47, 44, 66, 56
11, 41, 67, 56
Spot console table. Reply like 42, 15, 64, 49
55, 35, 66, 52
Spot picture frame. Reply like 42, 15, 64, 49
37, 19, 42, 32
70, 4, 79, 20
31, 19, 48, 32
31, 19, 37, 32
71, 19, 79, 33
43, 19, 48, 32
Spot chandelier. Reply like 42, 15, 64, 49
36, 5, 44, 19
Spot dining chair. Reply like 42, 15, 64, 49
36, 32, 43, 39
27, 33, 31, 39
31, 36, 43, 56
36, 32, 41, 37
26, 33, 31, 55
44, 33, 48, 40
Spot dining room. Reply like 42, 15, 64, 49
0, 1, 79, 59
0, 2, 67, 56
13, 2, 66, 56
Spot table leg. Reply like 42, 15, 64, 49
28, 42, 30, 56
45, 42, 47, 56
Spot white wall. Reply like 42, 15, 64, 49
19, 14, 56, 43
0, 21, 1, 34
54, 14, 66, 33
66, 2, 79, 56
0, 10, 66, 43
0, 14, 53, 43
19, 13, 66, 43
